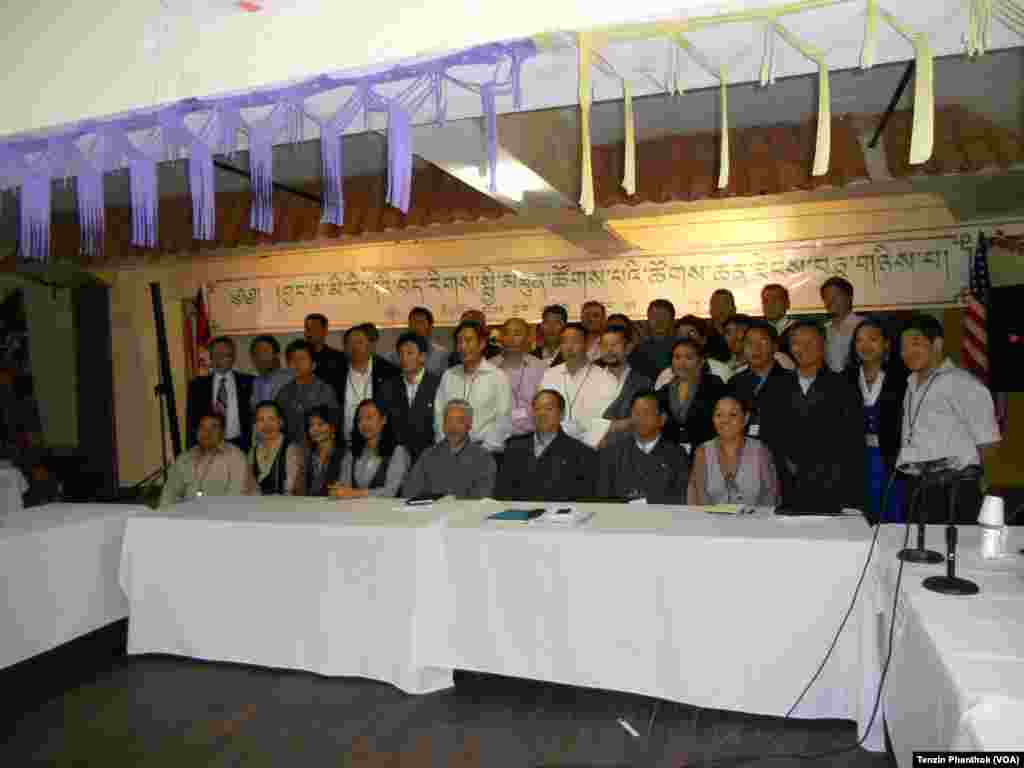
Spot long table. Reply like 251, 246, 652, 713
1, 503, 144, 669
120, 498, 884, 750
876, 525, 1024, 765
119, 497, 454, 694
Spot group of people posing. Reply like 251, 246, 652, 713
162, 277, 1001, 524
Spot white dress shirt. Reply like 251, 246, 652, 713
541, 362, 618, 448
434, 359, 513, 452
405, 368, 425, 406
825, 312, 863, 372
211, 370, 241, 441
635, 435, 661, 454
344, 359, 374, 441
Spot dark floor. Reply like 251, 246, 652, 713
2, 631, 896, 768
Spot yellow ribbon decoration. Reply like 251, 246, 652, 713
773, 22, 830, 177
577, 31, 595, 215
994, 0, 1024, 37
622, 80, 636, 196
718, 65, 730, 189
878, 8, 934, 165
861, 0, 878, 69
676, 36, 730, 189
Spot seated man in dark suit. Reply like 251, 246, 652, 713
596, 391, 689, 504
758, 320, 865, 515
495, 389, 596, 501
186, 336, 254, 451
378, 332, 442, 463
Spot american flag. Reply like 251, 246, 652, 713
961, 233, 991, 382
962, 233, 1007, 432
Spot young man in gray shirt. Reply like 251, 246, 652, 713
897, 314, 1001, 523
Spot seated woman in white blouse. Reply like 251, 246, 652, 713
331, 398, 410, 499
687, 395, 780, 507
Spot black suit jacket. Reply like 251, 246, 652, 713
312, 344, 347, 402
656, 372, 728, 451
495, 430, 596, 502
844, 364, 907, 472
759, 367, 865, 515
596, 438, 689, 504
378, 371, 442, 462
186, 371, 255, 451
728, 363, 791, 436
337, 355, 402, 434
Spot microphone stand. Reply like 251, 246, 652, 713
923, 466, 981, 596
898, 464, 944, 564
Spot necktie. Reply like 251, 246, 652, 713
215, 377, 228, 415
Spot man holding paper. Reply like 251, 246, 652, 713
540, 323, 618, 449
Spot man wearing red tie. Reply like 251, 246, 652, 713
186, 336, 255, 452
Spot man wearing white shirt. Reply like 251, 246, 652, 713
581, 301, 607, 362
186, 336, 254, 451
821, 277, 863, 373
434, 320, 513, 453
540, 323, 619, 448
897, 314, 1001, 523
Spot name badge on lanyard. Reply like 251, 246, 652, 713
866, 433, 880, 448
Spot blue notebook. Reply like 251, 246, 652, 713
487, 508, 545, 522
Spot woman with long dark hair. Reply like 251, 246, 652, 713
303, 405, 344, 496
248, 400, 304, 495
656, 338, 727, 456
331, 398, 410, 499
846, 317, 907, 522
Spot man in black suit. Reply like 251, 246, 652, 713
596, 390, 689, 504
758, 320, 865, 515
186, 336, 254, 451
336, 324, 401, 444
728, 321, 790, 440
378, 332, 442, 463
495, 389, 595, 501
304, 313, 346, 401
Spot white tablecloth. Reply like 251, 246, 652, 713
877, 525, 1024, 765
1, 503, 144, 669
420, 503, 885, 751
119, 496, 454, 695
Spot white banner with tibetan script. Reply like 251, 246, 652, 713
205, 232, 987, 333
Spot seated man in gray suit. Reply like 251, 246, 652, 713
599, 324, 653, 448
401, 399, 496, 499
597, 390, 689, 504
495, 389, 596, 501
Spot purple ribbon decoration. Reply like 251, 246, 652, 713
385, 102, 412, 214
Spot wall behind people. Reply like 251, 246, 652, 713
0, 275, 78, 448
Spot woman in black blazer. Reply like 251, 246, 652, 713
656, 338, 727, 457
846, 318, 907, 523
303, 405, 344, 496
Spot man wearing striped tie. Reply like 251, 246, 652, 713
186, 336, 255, 452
